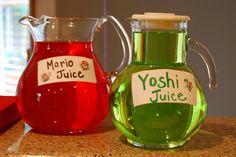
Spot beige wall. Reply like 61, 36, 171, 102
34, 0, 56, 17
105, 0, 236, 116
36, 0, 236, 115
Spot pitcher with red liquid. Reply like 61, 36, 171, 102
17, 15, 131, 134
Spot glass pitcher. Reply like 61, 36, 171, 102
111, 13, 217, 148
17, 15, 131, 134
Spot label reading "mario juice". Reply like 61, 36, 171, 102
38, 56, 96, 86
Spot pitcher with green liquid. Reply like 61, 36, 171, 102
111, 13, 217, 148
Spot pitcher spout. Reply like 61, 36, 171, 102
19, 15, 51, 41
19, 15, 49, 27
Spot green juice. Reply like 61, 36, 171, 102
111, 31, 207, 148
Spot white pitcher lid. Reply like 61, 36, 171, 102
132, 12, 190, 21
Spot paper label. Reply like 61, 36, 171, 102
38, 56, 96, 86
132, 69, 197, 106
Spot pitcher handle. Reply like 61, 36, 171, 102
101, 15, 132, 79
187, 37, 217, 90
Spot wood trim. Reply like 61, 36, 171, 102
30, 0, 35, 16
28, 0, 35, 59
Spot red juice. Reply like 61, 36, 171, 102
17, 42, 109, 134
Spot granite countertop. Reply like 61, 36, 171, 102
0, 116, 236, 157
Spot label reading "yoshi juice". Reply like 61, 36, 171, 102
132, 69, 196, 106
